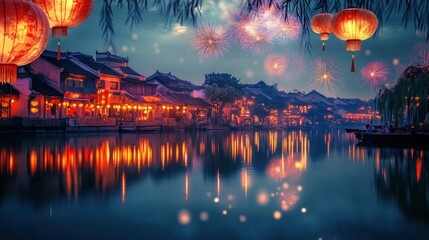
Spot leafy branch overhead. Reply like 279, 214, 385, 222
99, 0, 429, 52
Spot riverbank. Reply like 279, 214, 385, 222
0, 117, 360, 134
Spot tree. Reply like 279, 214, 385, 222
204, 72, 240, 88
377, 65, 429, 127
251, 104, 269, 120
204, 72, 242, 104
100, 0, 429, 52
204, 72, 243, 122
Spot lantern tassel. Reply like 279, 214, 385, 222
0, 64, 17, 84
351, 52, 355, 72
322, 42, 325, 52
57, 39, 61, 61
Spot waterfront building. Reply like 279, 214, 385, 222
146, 71, 211, 124
96, 51, 158, 121
29, 51, 98, 118
0, 83, 19, 118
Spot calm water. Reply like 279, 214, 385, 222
0, 130, 428, 240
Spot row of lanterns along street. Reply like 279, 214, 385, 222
311, 8, 378, 72
0, 0, 379, 84
0, 0, 94, 84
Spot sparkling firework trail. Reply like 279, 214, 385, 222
361, 62, 389, 88
264, 54, 287, 77
273, 16, 301, 42
312, 57, 343, 97
230, 15, 273, 54
284, 52, 305, 82
252, 3, 301, 42
191, 23, 229, 59
408, 42, 429, 66
227, 3, 300, 54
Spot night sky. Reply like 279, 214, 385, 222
45, 0, 426, 100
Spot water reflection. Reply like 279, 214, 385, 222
374, 148, 429, 221
0, 131, 428, 239
347, 138, 429, 222
0, 131, 311, 206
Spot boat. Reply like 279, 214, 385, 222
355, 132, 429, 147
345, 128, 366, 133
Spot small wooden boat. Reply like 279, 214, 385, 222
345, 128, 366, 133
355, 132, 429, 147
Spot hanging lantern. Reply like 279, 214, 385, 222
32, 0, 94, 60
30, 100, 39, 107
332, 8, 378, 72
0, 0, 50, 84
310, 13, 333, 51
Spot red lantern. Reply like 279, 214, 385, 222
311, 13, 333, 51
332, 8, 378, 72
32, 0, 94, 60
0, 0, 50, 84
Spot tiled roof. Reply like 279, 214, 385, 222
0, 83, 19, 95
42, 55, 98, 78
31, 75, 63, 97
81, 60, 122, 77
122, 77, 143, 84
169, 92, 211, 108
96, 51, 128, 63
17, 67, 31, 78
146, 71, 195, 92
67, 52, 94, 61
120, 66, 142, 77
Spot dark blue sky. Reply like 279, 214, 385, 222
45, 0, 426, 100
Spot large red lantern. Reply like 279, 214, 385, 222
310, 13, 333, 51
332, 8, 378, 72
0, 0, 50, 84
32, 0, 94, 60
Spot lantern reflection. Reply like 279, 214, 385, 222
0, 131, 313, 205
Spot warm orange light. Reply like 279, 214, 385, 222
0, 0, 50, 83
332, 8, 378, 51
30, 107, 39, 114
33, 0, 94, 37
311, 13, 333, 51
30, 100, 39, 107
332, 8, 378, 72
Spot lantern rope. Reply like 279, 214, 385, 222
57, 39, 61, 61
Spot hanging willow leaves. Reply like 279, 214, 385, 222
99, 0, 429, 52
377, 65, 429, 127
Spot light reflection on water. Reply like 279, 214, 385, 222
0, 130, 428, 239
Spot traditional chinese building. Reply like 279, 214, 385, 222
96, 51, 157, 121
146, 71, 211, 124
29, 51, 98, 118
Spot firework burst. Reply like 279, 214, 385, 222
191, 23, 229, 59
227, 3, 300, 54
361, 62, 389, 88
284, 52, 305, 81
252, 3, 301, 42
408, 42, 429, 66
230, 15, 273, 54
272, 16, 301, 42
264, 54, 288, 77
312, 57, 343, 97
